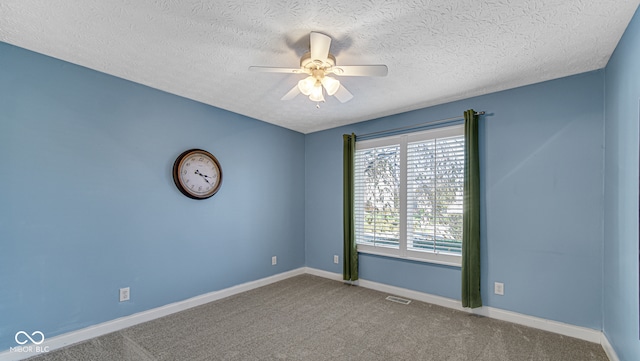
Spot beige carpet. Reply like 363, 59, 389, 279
29, 274, 608, 360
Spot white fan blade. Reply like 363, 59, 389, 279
281, 85, 301, 100
310, 32, 331, 62
249, 66, 306, 74
332, 65, 388, 77
333, 84, 353, 103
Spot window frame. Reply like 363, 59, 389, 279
355, 124, 464, 267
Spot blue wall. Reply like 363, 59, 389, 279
0, 42, 305, 350
305, 71, 605, 330
604, 5, 640, 361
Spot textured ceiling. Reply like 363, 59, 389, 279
2, 1, 639, 133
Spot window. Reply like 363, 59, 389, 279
354, 125, 464, 266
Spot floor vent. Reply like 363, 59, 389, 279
385, 295, 411, 305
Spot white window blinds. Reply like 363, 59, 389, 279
354, 144, 401, 249
406, 135, 464, 255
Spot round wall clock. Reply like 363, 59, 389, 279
172, 149, 222, 199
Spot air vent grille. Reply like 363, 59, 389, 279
385, 295, 411, 305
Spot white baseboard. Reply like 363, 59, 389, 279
1, 266, 620, 361
0, 268, 306, 361
304, 266, 344, 281
601, 333, 620, 361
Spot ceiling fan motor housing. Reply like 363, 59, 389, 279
300, 51, 336, 70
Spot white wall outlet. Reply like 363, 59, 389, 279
119, 287, 130, 302
271, 256, 277, 265
494, 282, 504, 296
333, 255, 339, 264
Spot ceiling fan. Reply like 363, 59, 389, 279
249, 32, 388, 105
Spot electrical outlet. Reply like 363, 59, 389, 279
333, 255, 339, 264
271, 256, 277, 265
494, 282, 504, 296
119, 287, 130, 302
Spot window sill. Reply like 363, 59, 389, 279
357, 245, 462, 268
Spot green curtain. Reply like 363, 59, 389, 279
343, 133, 358, 281
462, 109, 482, 308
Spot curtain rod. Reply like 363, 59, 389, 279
357, 111, 485, 140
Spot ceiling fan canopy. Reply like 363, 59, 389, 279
249, 32, 388, 105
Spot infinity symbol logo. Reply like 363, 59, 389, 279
15, 331, 45, 345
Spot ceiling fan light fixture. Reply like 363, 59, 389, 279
321, 76, 340, 96
298, 76, 316, 95
309, 84, 325, 102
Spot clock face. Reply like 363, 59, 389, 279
172, 149, 222, 199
